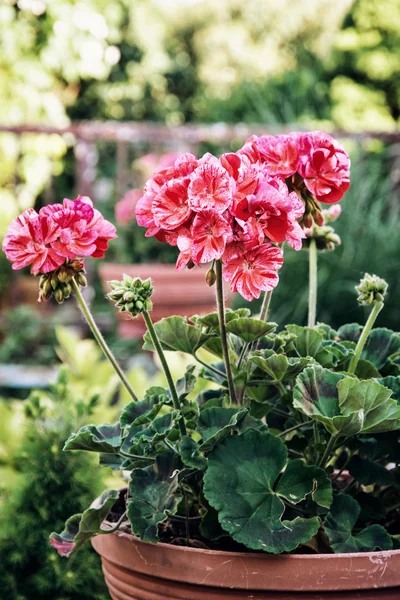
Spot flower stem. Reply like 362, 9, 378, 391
277, 420, 313, 438
194, 354, 226, 379
308, 238, 318, 328
71, 277, 139, 402
347, 301, 383, 375
317, 433, 338, 469
215, 261, 237, 405
259, 289, 273, 322
142, 310, 187, 436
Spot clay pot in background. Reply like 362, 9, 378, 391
92, 530, 400, 600
99, 263, 232, 338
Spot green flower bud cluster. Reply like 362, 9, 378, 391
303, 225, 341, 252
356, 273, 388, 306
38, 260, 87, 304
107, 275, 153, 317
288, 175, 324, 228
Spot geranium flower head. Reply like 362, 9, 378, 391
3, 196, 116, 275
298, 132, 350, 204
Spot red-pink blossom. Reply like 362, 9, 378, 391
223, 243, 283, 301
153, 178, 192, 230
298, 132, 350, 204
253, 134, 300, 177
188, 157, 233, 213
115, 189, 142, 225
3, 197, 116, 275
2, 211, 64, 274
191, 210, 232, 264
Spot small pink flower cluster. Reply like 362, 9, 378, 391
2, 196, 117, 275
135, 131, 350, 301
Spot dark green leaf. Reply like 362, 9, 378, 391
121, 412, 177, 456
50, 489, 119, 556
324, 494, 392, 553
176, 365, 196, 401
120, 387, 168, 429
376, 376, 400, 402
203, 431, 326, 553
277, 459, 332, 508
179, 436, 207, 470
64, 423, 121, 453
348, 455, 394, 486
337, 323, 362, 343
362, 329, 400, 371
355, 360, 382, 379
197, 407, 247, 452
127, 453, 182, 543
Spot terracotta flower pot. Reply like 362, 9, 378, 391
92, 530, 400, 600
99, 263, 232, 338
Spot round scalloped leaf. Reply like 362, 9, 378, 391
324, 494, 392, 553
226, 318, 276, 343
179, 436, 207, 470
203, 430, 322, 553
277, 459, 332, 509
127, 452, 182, 543
142, 316, 215, 354
362, 329, 400, 371
347, 455, 394, 487
197, 407, 248, 452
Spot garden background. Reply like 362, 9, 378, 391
0, 1, 399, 599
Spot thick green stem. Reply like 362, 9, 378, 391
71, 277, 139, 402
308, 238, 318, 328
142, 311, 187, 436
215, 261, 237, 405
317, 433, 338, 469
348, 301, 383, 375
259, 289, 273, 322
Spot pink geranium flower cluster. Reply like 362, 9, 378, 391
2, 196, 117, 275
135, 131, 350, 301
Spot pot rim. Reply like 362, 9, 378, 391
112, 528, 400, 561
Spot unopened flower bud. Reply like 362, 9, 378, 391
206, 266, 216, 287
107, 275, 154, 317
356, 273, 388, 306
55, 288, 64, 304
313, 209, 324, 227
57, 267, 69, 283
323, 205, 342, 223
75, 273, 88, 287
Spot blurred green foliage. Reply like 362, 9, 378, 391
0, 372, 110, 600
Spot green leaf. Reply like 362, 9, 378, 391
197, 407, 248, 452
338, 377, 400, 434
120, 387, 168, 429
362, 329, 400, 371
50, 489, 119, 556
127, 453, 182, 543
143, 316, 215, 355
348, 455, 394, 486
179, 436, 207, 470
337, 323, 362, 343
121, 412, 177, 456
277, 459, 333, 509
324, 494, 392, 553
99, 453, 153, 470
355, 360, 381, 379
376, 376, 400, 402
200, 504, 227, 541
203, 431, 325, 553
64, 423, 121, 453
250, 354, 312, 382
176, 365, 196, 401
294, 366, 400, 435
192, 309, 251, 330
226, 318, 276, 343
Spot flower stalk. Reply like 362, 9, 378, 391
308, 238, 318, 328
215, 260, 237, 405
142, 310, 187, 436
347, 301, 383, 375
71, 277, 139, 402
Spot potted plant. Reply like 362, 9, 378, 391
4, 132, 400, 599
101, 152, 230, 338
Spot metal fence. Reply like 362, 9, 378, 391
1, 122, 400, 206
